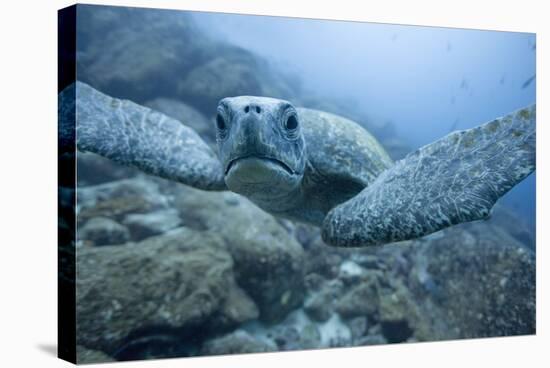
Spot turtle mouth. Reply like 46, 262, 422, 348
225, 155, 295, 176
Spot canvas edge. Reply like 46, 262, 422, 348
58, 4, 77, 365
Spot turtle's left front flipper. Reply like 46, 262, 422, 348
322, 105, 536, 247
59, 81, 226, 191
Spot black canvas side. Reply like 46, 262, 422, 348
58, 4, 77, 364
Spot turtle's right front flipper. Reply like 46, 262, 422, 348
59, 82, 226, 191
322, 104, 536, 247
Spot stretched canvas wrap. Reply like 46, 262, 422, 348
58, 4, 536, 364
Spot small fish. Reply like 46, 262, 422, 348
446, 41, 452, 52
391, 33, 398, 41
521, 75, 536, 89
450, 95, 456, 105
459, 78, 469, 90
499, 74, 506, 85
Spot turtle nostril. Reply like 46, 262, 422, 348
244, 104, 261, 114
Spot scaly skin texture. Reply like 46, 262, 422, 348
322, 105, 536, 247
60, 82, 226, 191
298, 108, 393, 187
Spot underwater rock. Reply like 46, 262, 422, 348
77, 152, 140, 186
179, 49, 300, 114
200, 330, 276, 356
347, 316, 369, 341
77, 178, 170, 223
76, 227, 258, 355
311, 213, 536, 343
378, 283, 411, 324
273, 323, 321, 351
303, 239, 344, 279
349, 253, 384, 270
304, 280, 344, 322
410, 224, 536, 339
77, 5, 298, 113
377, 284, 415, 343
303, 273, 327, 292
338, 260, 367, 285
318, 314, 353, 348
335, 277, 380, 319
173, 185, 305, 323
244, 309, 351, 350
78, 216, 130, 246
78, 175, 305, 324
290, 223, 322, 250
487, 204, 535, 250
76, 345, 115, 364
144, 98, 216, 145
76, 6, 211, 103
243, 309, 322, 351
303, 292, 332, 323
123, 209, 182, 241
178, 55, 264, 113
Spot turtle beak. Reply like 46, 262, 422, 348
225, 155, 295, 176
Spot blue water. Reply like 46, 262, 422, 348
193, 12, 536, 228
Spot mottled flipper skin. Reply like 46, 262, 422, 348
59, 82, 226, 190
323, 105, 536, 247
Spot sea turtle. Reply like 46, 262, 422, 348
60, 81, 536, 247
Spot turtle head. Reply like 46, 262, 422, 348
215, 96, 306, 199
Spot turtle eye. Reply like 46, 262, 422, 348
216, 113, 226, 131
284, 114, 299, 131
216, 111, 229, 141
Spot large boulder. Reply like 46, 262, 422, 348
173, 184, 306, 323
76, 5, 212, 103
76, 227, 258, 355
